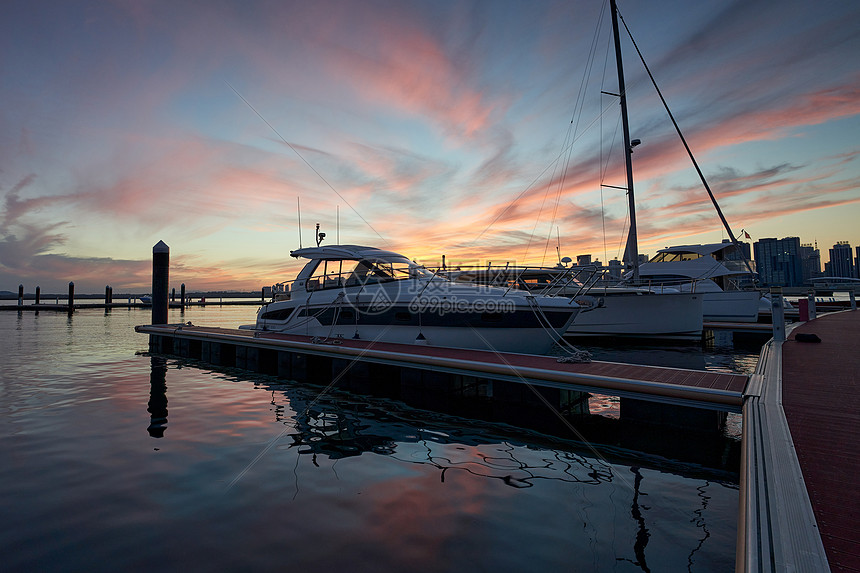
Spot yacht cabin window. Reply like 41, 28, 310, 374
305, 258, 433, 291
648, 251, 702, 263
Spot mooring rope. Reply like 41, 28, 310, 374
525, 296, 592, 363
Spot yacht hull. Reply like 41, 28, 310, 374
250, 322, 570, 355
566, 292, 703, 341
249, 296, 578, 355
702, 291, 760, 322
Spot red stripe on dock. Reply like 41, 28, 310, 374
250, 329, 747, 394
782, 310, 860, 572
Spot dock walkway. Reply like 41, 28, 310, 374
740, 309, 858, 572
783, 311, 859, 571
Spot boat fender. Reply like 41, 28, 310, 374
795, 333, 821, 343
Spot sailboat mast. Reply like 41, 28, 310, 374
610, 0, 639, 281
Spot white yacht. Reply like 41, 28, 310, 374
242, 245, 580, 355
451, 266, 703, 342
631, 242, 762, 323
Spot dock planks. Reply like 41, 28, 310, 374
782, 311, 860, 572
136, 324, 747, 409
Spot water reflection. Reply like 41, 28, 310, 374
626, 467, 651, 572
147, 355, 168, 437
141, 356, 738, 571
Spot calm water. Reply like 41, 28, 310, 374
1, 305, 751, 572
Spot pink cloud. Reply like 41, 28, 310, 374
322, 18, 501, 141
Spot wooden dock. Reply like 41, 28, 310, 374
739, 309, 859, 572
135, 324, 747, 411
782, 311, 859, 571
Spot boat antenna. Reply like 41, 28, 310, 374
315, 222, 326, 247
297, 196, 303, 248
337, 205, 340, 244
610, 0, 640, 281
617, 12, 757, 282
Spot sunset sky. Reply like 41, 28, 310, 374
2, 0, 859, 293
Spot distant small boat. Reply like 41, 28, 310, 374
808, 277, 860, 295
139, 295, 152, 305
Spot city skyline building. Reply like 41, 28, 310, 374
800, 243, 822, 284
828, 241, 855, 278
856, 246, 860, 279
753, 237, 803, 287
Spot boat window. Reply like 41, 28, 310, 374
306, 259, 347, 291
304, 257, 435, 291
648, 252, 702, 263
641, 274, 692, 285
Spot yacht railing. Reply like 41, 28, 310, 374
443, 265, 604, 299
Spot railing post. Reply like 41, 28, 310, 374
770, 286, 785, 342
850, 289, 857, 311
807, 289, 817, 320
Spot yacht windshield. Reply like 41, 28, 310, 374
648, 251, 702, 263
305, 257, 435, 291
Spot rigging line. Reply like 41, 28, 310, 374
541, 1, 609, 266
616, 15, 756, 280
473, 36, 649, 250
225, 80, 389, 246
471, 95, 621, 248
522, 153, 558, 264
599, 28, 614, 265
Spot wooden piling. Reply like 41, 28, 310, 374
18, 284, 23, 306
35, 286, 40, 305
68, 282, 75, 314
180, 283, 186, 308
152, 241, 169, 325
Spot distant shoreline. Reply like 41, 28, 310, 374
0, 291, 263, 300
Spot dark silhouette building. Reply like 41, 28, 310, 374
753, 237, 803, 287
828, 242, 855, 278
